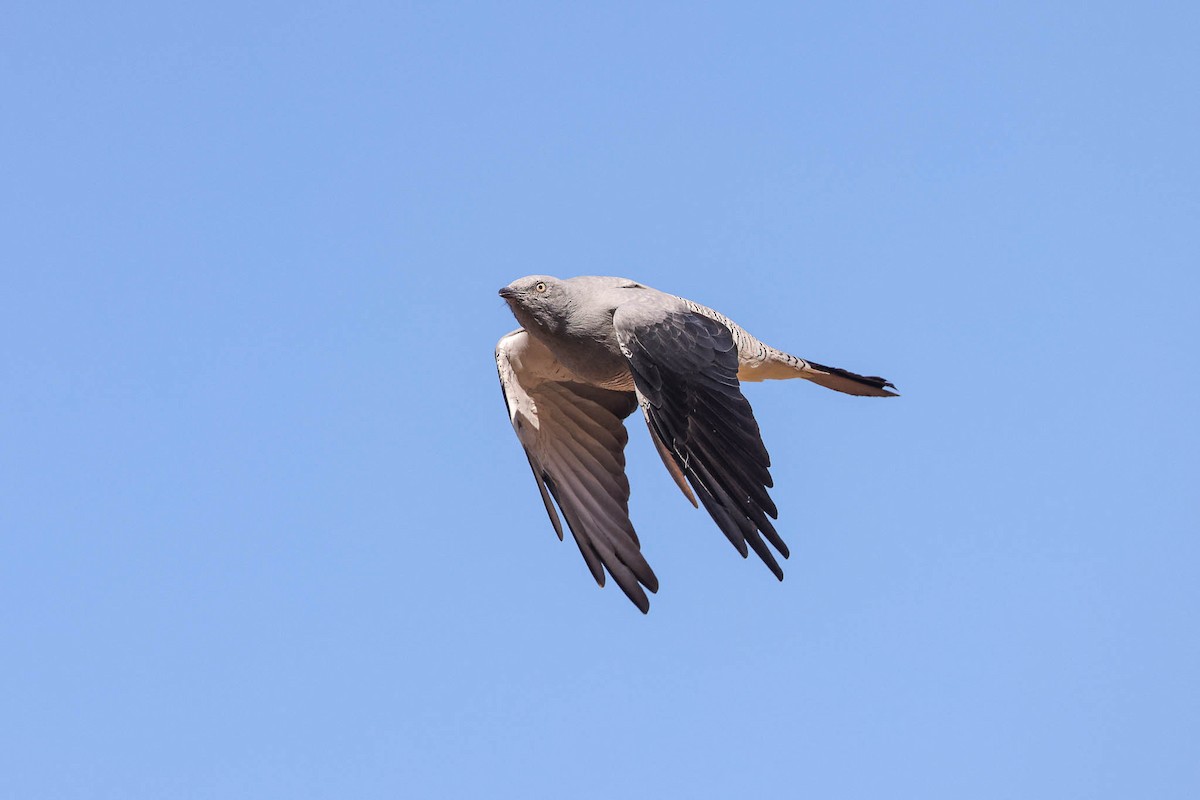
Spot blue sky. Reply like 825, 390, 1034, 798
2, 2, 1197, 798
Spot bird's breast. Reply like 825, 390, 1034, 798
527, 325, 634, 391
556, 345, 635, 390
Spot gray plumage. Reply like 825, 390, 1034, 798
495, 275, 896, 612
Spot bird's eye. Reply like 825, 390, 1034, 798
534, 282, 547, 293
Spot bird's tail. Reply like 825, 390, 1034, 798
800, 360, 898, 397
737, 348, 898, 397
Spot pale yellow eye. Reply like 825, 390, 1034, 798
534, 281, 547, 293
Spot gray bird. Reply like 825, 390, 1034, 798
496, 275, 896, 612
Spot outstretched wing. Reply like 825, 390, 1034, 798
613, 305, 789, 579
495, 329, 658, 612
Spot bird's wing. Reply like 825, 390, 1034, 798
613, 304, 789, 579
495, 329, 658, 612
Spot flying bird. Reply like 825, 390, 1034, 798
495, 275, 896, 612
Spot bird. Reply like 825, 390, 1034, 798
495, 275, 896, 612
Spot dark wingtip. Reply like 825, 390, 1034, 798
610, 566, 653, 613
628, 589, 650, 614
747, 542, 783, 580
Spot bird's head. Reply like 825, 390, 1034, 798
498, 275, 571, 332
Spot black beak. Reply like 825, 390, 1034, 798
498, 287, 517, 299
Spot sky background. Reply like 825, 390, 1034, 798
2, 2, 1198, 798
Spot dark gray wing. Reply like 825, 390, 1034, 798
613, 306, 789, 579
496, 329, 658, 612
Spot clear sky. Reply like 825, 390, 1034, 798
2, 2, 1197, 798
